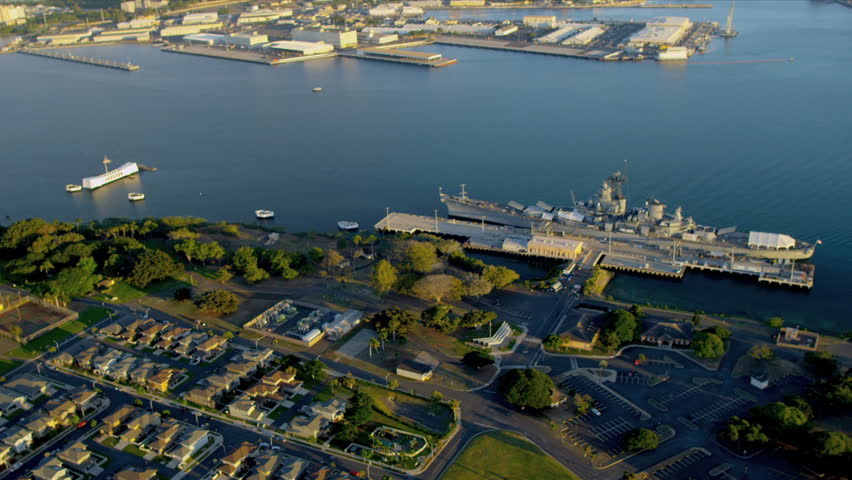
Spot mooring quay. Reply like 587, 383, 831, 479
375, 212, 814, 289
18, 49, 140, 71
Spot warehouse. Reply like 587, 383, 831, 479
182, 12, 219, 25
523, 15, 557, 28
628, 16, 692, 47
223, 32, 268, 47
267, 40, 334, 55
293, 28, 358, 48
160, 23, 222, 37
183, 33, 225, 45
236, 9, 292, 25
562, 26, 606, 46
527, 235, 584, 260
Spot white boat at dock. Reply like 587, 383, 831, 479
128, 192, 145, 201
255, 209, 275, 219
66, 184, 82, 192
337, 221, 359, 231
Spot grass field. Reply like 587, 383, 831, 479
97, 278, 188, 304
9, 307, 110, 359
441, 431, 577, 480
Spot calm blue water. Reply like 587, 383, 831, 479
1, 0, 850, 332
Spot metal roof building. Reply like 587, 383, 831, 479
267, 40, 334, 55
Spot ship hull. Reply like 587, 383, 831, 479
441, 195, 815, 261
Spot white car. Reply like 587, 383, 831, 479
590, 408, 602, 416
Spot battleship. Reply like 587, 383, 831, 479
439, 172, 816, 261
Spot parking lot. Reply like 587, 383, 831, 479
561, 374, 646, 419
647, 448, 712, 480
686, 392, 753, 426
616, 370, 647, 385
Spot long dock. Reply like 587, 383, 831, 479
375, 212, 814, 289
161, 45, 337, 66
434, 36, 621, 61
18, 49, 140, 71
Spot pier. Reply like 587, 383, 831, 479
18, 49, 140, 71
161, 44, 337, 66
434, 36, 622, 61
340, 47, 457, 68
375, 212, 815, 289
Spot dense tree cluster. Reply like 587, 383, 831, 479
623, 428, 660, 451
719, 416, 769, 451
600, 308, 641, 351
460, 310, 497, 328
462, 350, 494, 369
370, 308, 418, 340
420, 304, 459, 334
194, 290, 240, 315
499, 368, 557, 410
692, 326, 732, 359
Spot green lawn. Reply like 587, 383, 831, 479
0, 358, 22, 377
8, 307, 110, 359
97, 277, 188, 304
122, 443, 147, 457
441, 431, 577, 480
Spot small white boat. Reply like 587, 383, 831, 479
255, 209, 275, 219
66, 184, 82, 192
312, 87, 323, 93
337, 221, 359, 232
128, 192, 145, 201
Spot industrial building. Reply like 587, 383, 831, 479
182, 12, 219, 25
0, 5, 26, 26
224, 32, 268, 47
495, 24, 519, 37
535, 25, 579, 44
37, 32, 90, 45
120, 1, 136, 13
449, 0, 485, 5
117, 17, 158, 30
527, 235, 584, 260
92, 28, 152, 43
368, 5, 399, 16
562, 26, 606, 46
183, 33, 226, 46
359, 47, 442, 63
523, 15, 557, 28
267, 40, 334, 55
160, 23, 223, 37
358, 30, 399, 45
236, 9, 292, 25
292, 28, 358, 48
628, 16, 692, 47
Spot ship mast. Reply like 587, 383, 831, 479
721, 0, 738, 37
103, 155, 111, 173
460, 184, 467, 200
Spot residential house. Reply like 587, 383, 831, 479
195, 335, 228, 359
75, 345, 100, 370
302, 467, 354, 480
139, 322, 169, 345
207, 373, 242, 392
101, 405, 137, 436
147, 368, 180, 393
2, 425, 34, 453
121, 319, 153, 341
57, 441, 94, 472
166, 428, 212, 467
287, 414, 327, 440
173, 332, 207, 357
640, 321, 694, 347
244, 383, 284, 402
185, 385, 222, 408
245, 452, 283, 480
120, 411, 162, 444
22, 413, 56, 438
160, 326, 190, 344
5, 373, 52, 400
69, 388, 99, 413
262, 370, 302, 394
0, 386, 29, 415
303, 397, 346, 422
241, 348, 275, 368
218, 441, 258, 478
50, 352, 74, 368
145, 420, 183, 455
32, 457, 72, 480
278, 456, 308, 480
100, 322, 124, 337
228, 395, 271, 426
92, 350, 123, 376
114, 468, 159, 480
110, 355, 138, 381
43, 398, 77, 425
129, 362, 159, 386
0, 444, 12, 468
226, 360, 259, 378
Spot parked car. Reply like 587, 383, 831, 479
590, 408, 602, 416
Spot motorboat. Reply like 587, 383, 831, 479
128, 192, 145, 201
255, 210, 275, 219
66, 184, 82, 192
337, 221, 359, 232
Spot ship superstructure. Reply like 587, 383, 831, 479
440, 172, 815, 261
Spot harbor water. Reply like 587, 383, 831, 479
0, 0, 850, 332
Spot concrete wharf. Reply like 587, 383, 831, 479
375, 212, 814, 289
339, 50, 457, 67
161, 44, 337, 65
18, 49, 140, 71
434, 36, 621, 61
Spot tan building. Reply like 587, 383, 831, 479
527, 235, 583, 259
292, 28, 358, 48
0, 5, 26, 26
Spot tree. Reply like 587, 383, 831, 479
162, 409, 171, 417
808, 372, 851, 412
243, 265, 270, 284
420, 304, 459, 333
543, 334, 562, 351
783, 395, 814, 421
482, 265, 519, 289
297, 359, 327, 382
214, 266, 233, 283
405, 242, 437, 273
370, 260, 398, 296
765, 317, 784, 328
804, 351, 838, 378
345, 390, 374, 427
574, 393, 594, 415
411, 274, 463, 303
322, 249, 345, 271
388, 379, 399, 390
719, 416, 768, 451
431, 390, 444, 402
600, 309, 639, 350
127, 250, 181, 288
750, 402, 808, 436
623, 428, 660, 451
750, 345, 775, 361
702, 326, 732, 342
499, 368, 556, 410
8, 325, 23, 343
463, 273, 493, 297
173, 238, 200, 263
691, 312, 702, 326
173, 287, 192, 301
335, 421, 360, 442
692, 332, 725, 359
598, 360, 608, 376
462, 350, 494, 369
232, 246, 259, 274
308, 247, 325, 264
368, 337, 380, 359
371, 308, 417, 340
811, 431, 852, 457
460, 310, 497, 328
195, 290, 240, 315
45, 257, 102, 300
638, 354, 647, 364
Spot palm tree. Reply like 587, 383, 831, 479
598, 360, 608, 377
369, 337, 381, 359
